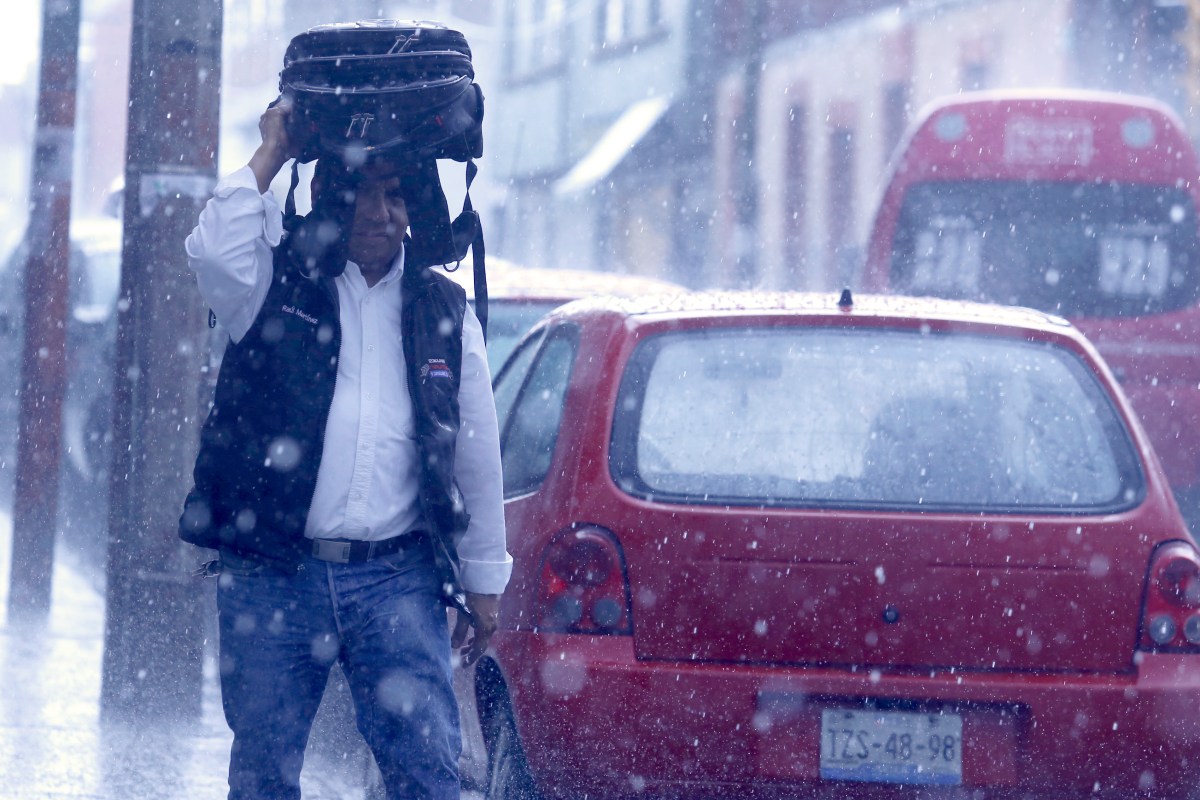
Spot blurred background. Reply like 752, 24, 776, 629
2, 0, 1199, 524
1, 1, 1197, 290
0, 4, 1197, 794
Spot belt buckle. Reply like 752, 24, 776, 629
313, 539, 352, 563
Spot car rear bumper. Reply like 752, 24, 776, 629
495, 632, 1200, 800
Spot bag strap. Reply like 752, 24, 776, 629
283, 160, 301, 232
463, 160, 487, 341
446, 158, 486, 341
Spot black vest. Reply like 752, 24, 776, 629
179, 250, 470, 594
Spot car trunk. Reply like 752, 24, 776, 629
624, 508, 1148, 673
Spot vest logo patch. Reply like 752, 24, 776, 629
281, 304, 318, 325
421, 358, 453, 380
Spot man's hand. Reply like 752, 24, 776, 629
452, 592, 501, 667
248, 97, 295, 194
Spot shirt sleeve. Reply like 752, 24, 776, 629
183, 165, 282, 343
454, 304, 513, 595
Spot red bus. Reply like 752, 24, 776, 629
860, 90, 1200, 524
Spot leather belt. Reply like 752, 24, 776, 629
310, 532, 418, 564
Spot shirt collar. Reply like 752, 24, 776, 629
345, 243, 406, 288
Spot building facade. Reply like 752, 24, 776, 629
487, 0, 699, 283
488, 0, 1194, 290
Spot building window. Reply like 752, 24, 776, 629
962, 61, 990, 91
596, 0, 666, 50
225, 0, 283, 62
648, 0, 663, 28
827, 124, 856, 287
958, 33, 996, 93
502, 4, 516, 78
882, 81, 910, 166
507, 0, 566, 79
785, 104, 808, 283
714, 95, 743, 285
603, 0, 628, 45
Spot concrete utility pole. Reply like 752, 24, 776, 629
8, 0, 82, 620
101, 0, 222, 720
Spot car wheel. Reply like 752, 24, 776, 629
485, 700, 541, 800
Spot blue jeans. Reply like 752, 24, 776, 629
216, 538, 459, 800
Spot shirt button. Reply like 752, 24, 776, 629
367, 345, 375, 352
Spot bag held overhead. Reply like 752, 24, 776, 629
276, 19, 489, 329
279, 19, 484, 165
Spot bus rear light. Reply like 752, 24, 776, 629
537, 526, 632, 635
1140, 542, 1200, 653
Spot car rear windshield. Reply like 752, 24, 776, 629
610, 327, 1144, 512
889, 181, 1200, 317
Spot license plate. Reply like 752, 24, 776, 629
820, 708, 963, 785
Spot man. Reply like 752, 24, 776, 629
179, 101, 510, 799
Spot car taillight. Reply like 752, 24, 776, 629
537, 526, 632, 635
1140, 541, 1200, 652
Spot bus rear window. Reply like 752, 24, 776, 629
890, 181, 1200, 317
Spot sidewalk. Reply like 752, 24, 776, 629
0, 510, 376, 799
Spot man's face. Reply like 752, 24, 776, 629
346, 161, 411, 273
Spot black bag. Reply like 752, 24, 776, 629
279, 20, 484, 164
276, 20, 489, 333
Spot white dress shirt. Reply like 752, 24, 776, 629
184, 166, 511, 595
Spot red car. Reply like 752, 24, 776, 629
457, 290, 1200, 799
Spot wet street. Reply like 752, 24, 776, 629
0, 509, 393, 799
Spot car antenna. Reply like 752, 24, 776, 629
838, 287, 853, 310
